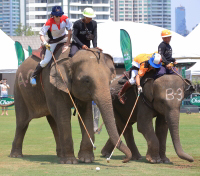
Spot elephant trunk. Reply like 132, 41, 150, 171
166, 110, 194, 162
94, 88, 132, 163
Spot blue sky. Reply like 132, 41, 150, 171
171, 0, 200, 32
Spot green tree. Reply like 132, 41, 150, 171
15, 23, 35, 36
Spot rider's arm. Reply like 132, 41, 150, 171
135, 75, 141, 87
92, 21, 97, 48
65, 18, 73, 45
39, 19, 51, 44
72, 21, 84, 48
158, 43, 170, 65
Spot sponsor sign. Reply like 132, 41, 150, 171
190, 96, 200, 106
0, 97, 14, 107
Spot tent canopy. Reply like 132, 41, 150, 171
185, 62, 200, 76
0, 29, 29, 73
96, 21, 200, 63
185, 23, 200, 55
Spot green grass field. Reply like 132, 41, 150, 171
0, 108, 200, 176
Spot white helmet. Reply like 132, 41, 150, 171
83, 8, 96, 18
132, 61, 140, 68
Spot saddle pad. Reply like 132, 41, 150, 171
32, 43, 65, 60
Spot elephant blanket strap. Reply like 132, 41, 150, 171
32, 43, 65, 60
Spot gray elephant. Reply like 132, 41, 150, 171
101, 70, 194, 163
10, 48, 132, 164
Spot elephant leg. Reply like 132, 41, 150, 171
101, 138, 114, 157
10, 98, 30, 158
122, 125, 142, 160
56, 108, 78, 164
46, 115, 61, 157
155, 115, 170, 163
137, 113, 161, 163
115, 112, 142, 160
77, 102, 94, 163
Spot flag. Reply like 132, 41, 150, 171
15, 41, 25, 67
120, 29, 132, 71
28, 45, 32, 56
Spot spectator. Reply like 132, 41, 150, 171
0, 79, 10, 115
92, 101, 102, 134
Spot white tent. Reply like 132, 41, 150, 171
185, 23, 200, 55
96, 21, 200, 63
185, 62, 200, 76
0, 29, 29, 73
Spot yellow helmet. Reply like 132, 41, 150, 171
161, 29, 172, 38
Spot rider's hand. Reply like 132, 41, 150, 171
174, 61, 178, 65
138, 86, 142, 95
62, 43, 69, 53
43, 41, 51, 50
82, 45, 88, 50
96, 47, 103, 51
166, 63, 172, 70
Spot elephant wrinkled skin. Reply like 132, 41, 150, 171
102, 71, 194, 163
10, 48, 132, 164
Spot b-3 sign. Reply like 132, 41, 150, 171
0, 97, 14, 107
190, 96, 200, 106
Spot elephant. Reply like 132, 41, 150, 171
10, 47, 132, 164
101, 70, 194, 163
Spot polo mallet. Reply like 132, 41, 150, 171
49, 49, 96, 150
107, 94, 140, 163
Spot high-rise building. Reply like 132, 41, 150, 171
23, 0, 110, 33
175, 6, 187, 36
25, 0, 66, 32
70, 0, 110, 23
0, 0, 20, 36
110, 0, 171, 30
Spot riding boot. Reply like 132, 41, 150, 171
30, 63, 43, 86
118, 81, 132, 104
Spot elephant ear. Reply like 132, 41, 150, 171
49, 59, 72, 94
142, 78, 154, 102
184, 79, 195, 98
104, 53, 116, 80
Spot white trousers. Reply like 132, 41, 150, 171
40, 37, 67, 67
92, 104, 100, 132
129, 70, 138, 85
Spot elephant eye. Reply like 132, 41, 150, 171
82, 76, 90, 84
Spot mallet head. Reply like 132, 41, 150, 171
106, 158, 110, 163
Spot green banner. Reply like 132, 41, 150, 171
15, 41, 25, 67
120, 29, 132, 71
28, 45, 32, 56
181, 66, 186, 79
190, 96, 200, 106
0, 97, 14, 107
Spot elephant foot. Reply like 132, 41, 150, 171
78, 151, 94, 163
146, 154, 161, 164
10, 150, 23, 158
131, 153, 142, 160
60, 156, 78, 164
161, 156, 170, 163
101, 150, 112, 158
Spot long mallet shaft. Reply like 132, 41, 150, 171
50, 49, 96, 150
107, 95, 140, 163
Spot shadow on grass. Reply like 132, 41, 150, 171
100, 155, 174, 165
14, 155, 59, 164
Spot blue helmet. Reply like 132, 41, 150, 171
148, 53, 162, 68
51, 6, 64, 16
